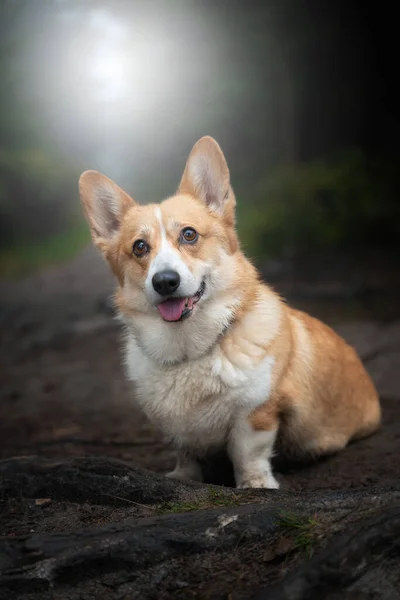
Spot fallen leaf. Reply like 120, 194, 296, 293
35, 498, 52, 507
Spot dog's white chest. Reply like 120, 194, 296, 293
124, 334, 275, 453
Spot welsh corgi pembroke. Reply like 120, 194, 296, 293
79, 136, 381, 489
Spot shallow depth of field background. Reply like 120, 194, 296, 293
0, 0, 398, 278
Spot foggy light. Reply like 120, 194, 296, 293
84, 10, 128, 103
90, 51, 127, 101
26, 3, 225, 185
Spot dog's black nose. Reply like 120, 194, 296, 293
152, 270, 180, 296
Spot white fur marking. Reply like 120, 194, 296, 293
144, 208, 198, 303
229, 419, 279, 489
155, 207, 167, 243
152, 207, 185, 272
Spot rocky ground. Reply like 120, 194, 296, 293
0, 246, 399, 599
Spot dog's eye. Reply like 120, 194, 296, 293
181, 227, 198, 244
132, 239, 149, 257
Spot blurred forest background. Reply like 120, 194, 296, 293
0, 0, 399, 277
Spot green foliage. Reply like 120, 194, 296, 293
0, 147, 82, 247
0, 224, 90, 278
0, 3, 85, 268
237, 149, 397, 259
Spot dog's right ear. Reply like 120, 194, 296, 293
79, 171, 135, 249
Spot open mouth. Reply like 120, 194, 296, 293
156, 280, 206, 322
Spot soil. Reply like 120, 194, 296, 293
0, 246, 399, 599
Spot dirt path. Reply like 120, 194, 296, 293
1, 247, 400, 598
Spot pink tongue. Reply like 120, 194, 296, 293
157, 298, 187, 322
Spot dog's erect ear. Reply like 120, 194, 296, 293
178, 136, 231, 215
79, 171, 135, 247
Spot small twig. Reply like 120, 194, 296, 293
101, 492, 156, 510
330, 504, 373, 526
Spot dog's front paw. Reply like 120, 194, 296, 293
236, 473, 280, 489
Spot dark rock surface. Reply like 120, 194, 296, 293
1, 456, 400, 600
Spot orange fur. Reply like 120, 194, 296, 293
250, 308, 381, 456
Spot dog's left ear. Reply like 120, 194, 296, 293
79, 170, 135, 250
178, 136, 231, 215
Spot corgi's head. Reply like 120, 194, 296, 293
79, 137, 255, 357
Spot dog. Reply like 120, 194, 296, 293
79, 136, 381, 489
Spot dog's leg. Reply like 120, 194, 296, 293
166, 453, 203, 482
228, 415, 279, 489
